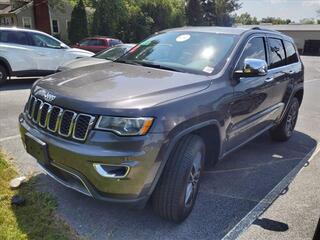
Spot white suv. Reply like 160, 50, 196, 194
0, 27, 94, 85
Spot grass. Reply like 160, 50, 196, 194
0, 150, 79, 240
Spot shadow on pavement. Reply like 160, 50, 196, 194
14, 131, 317, 240
0, 79, 37, 91
253, 218, 289, 232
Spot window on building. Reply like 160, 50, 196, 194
52, 20, 59, 34
22, 17, 32, 29
268, 38, 286, 69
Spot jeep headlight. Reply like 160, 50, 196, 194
95, 116, 154, 136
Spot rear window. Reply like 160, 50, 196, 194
0, 30, 30, 45
284, 41, 299, 64
268, 38, 286, 69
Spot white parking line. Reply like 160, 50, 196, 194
306, 79, 320, 84
222, 144, 320, 240
0, 134, 20, 143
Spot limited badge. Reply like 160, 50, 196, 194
176, 34, 191, 42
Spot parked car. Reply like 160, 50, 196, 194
73, 37, 123, 53
58, 44, 135, 71
19, 27, 304, 222
0, 27, 94, 85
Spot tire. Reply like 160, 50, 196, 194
0, 65, 8, 86
270, 97, 300, 142
152, 134, 205, 223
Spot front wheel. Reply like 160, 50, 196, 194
152, 134, 205, 223
0, 65, 7, 86
270, 97, 300, 141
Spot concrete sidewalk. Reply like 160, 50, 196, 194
240, 150, 320, 240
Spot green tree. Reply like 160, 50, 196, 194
92, 0, 125, 37
300, 18, 315, 24
261, 17, 291, 25
186, 0, 203, 26
235, 12, 259, 25
68, 0, 88, 44
200, 0, 241, 26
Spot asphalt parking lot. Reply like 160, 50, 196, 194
0, 56, 319, 240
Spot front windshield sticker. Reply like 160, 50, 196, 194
176, 34, 191, 42
203, 66, 214, 74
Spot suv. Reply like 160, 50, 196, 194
0, 27, 94, 85
19, 27, 304, 222
73, 37, 123, 53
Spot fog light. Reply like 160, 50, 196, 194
93, 164, 130, 179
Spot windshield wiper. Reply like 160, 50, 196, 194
114, 59, 140, 65
134, 61, 184, 73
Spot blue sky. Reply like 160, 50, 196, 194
236, 0, 320, 22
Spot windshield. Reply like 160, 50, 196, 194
94, 45, 134, 61
117, 31, 239, 75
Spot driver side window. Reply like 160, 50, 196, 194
29, 33, 61, 49
237, 37, 267, 70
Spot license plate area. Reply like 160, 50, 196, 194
25, 132, 49, 165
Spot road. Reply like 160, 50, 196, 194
0, 56, 319, 240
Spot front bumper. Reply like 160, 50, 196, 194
19, 113, 165, 207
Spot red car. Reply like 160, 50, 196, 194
73, 37, 123, 53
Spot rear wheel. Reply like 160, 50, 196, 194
152, 134, 205, 223
270, 97, 300, 141
0, 65, 8, 86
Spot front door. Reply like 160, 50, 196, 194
27, 32, 65, 72
226, 35, 283, 151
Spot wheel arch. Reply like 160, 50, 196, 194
294, 88, 304, 106
0, 57, 12, 75
146, 120, 223, 198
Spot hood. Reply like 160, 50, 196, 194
33, 62, 211, 113
66, 48, 94, 56
60, 57, 109, 71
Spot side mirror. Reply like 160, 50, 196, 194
234, 58, 268, 78
60, 43, 68, 49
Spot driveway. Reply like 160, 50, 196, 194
0, 56, 319, 240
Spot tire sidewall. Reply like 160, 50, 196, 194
0, 65, 7, 85
177, 138, 206, 219
284, 98, 299, 138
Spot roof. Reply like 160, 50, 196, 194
0, 0, 32, 15
237, 24, 320, 32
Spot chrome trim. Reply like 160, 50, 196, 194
32, 99, 43, 124
38, 103, 52, 128
28, 95, 37, 119
93, 163, 130, 179
25, 95, 95, 141
47, 106, 63, 133
58, 110, 77, 137
38, 163, 93, 197
72, 114, 95, 141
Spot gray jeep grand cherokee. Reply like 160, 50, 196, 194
19, 27, 304, 222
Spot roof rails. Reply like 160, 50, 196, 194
251, 26, 280, 33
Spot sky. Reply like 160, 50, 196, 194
235, 0, 320, 22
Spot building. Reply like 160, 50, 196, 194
0, 0, 72, 42
237, 24, 320, 56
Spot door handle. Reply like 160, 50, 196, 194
265, 77, 274, 83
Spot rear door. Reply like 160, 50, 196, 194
271, 39, 301, 110
266, 37, 291, 116
227, 35, 280, 151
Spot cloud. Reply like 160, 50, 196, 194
302, 0, 320, 7
269, 0, 320, 6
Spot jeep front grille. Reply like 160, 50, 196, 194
26, 95, 95, 141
